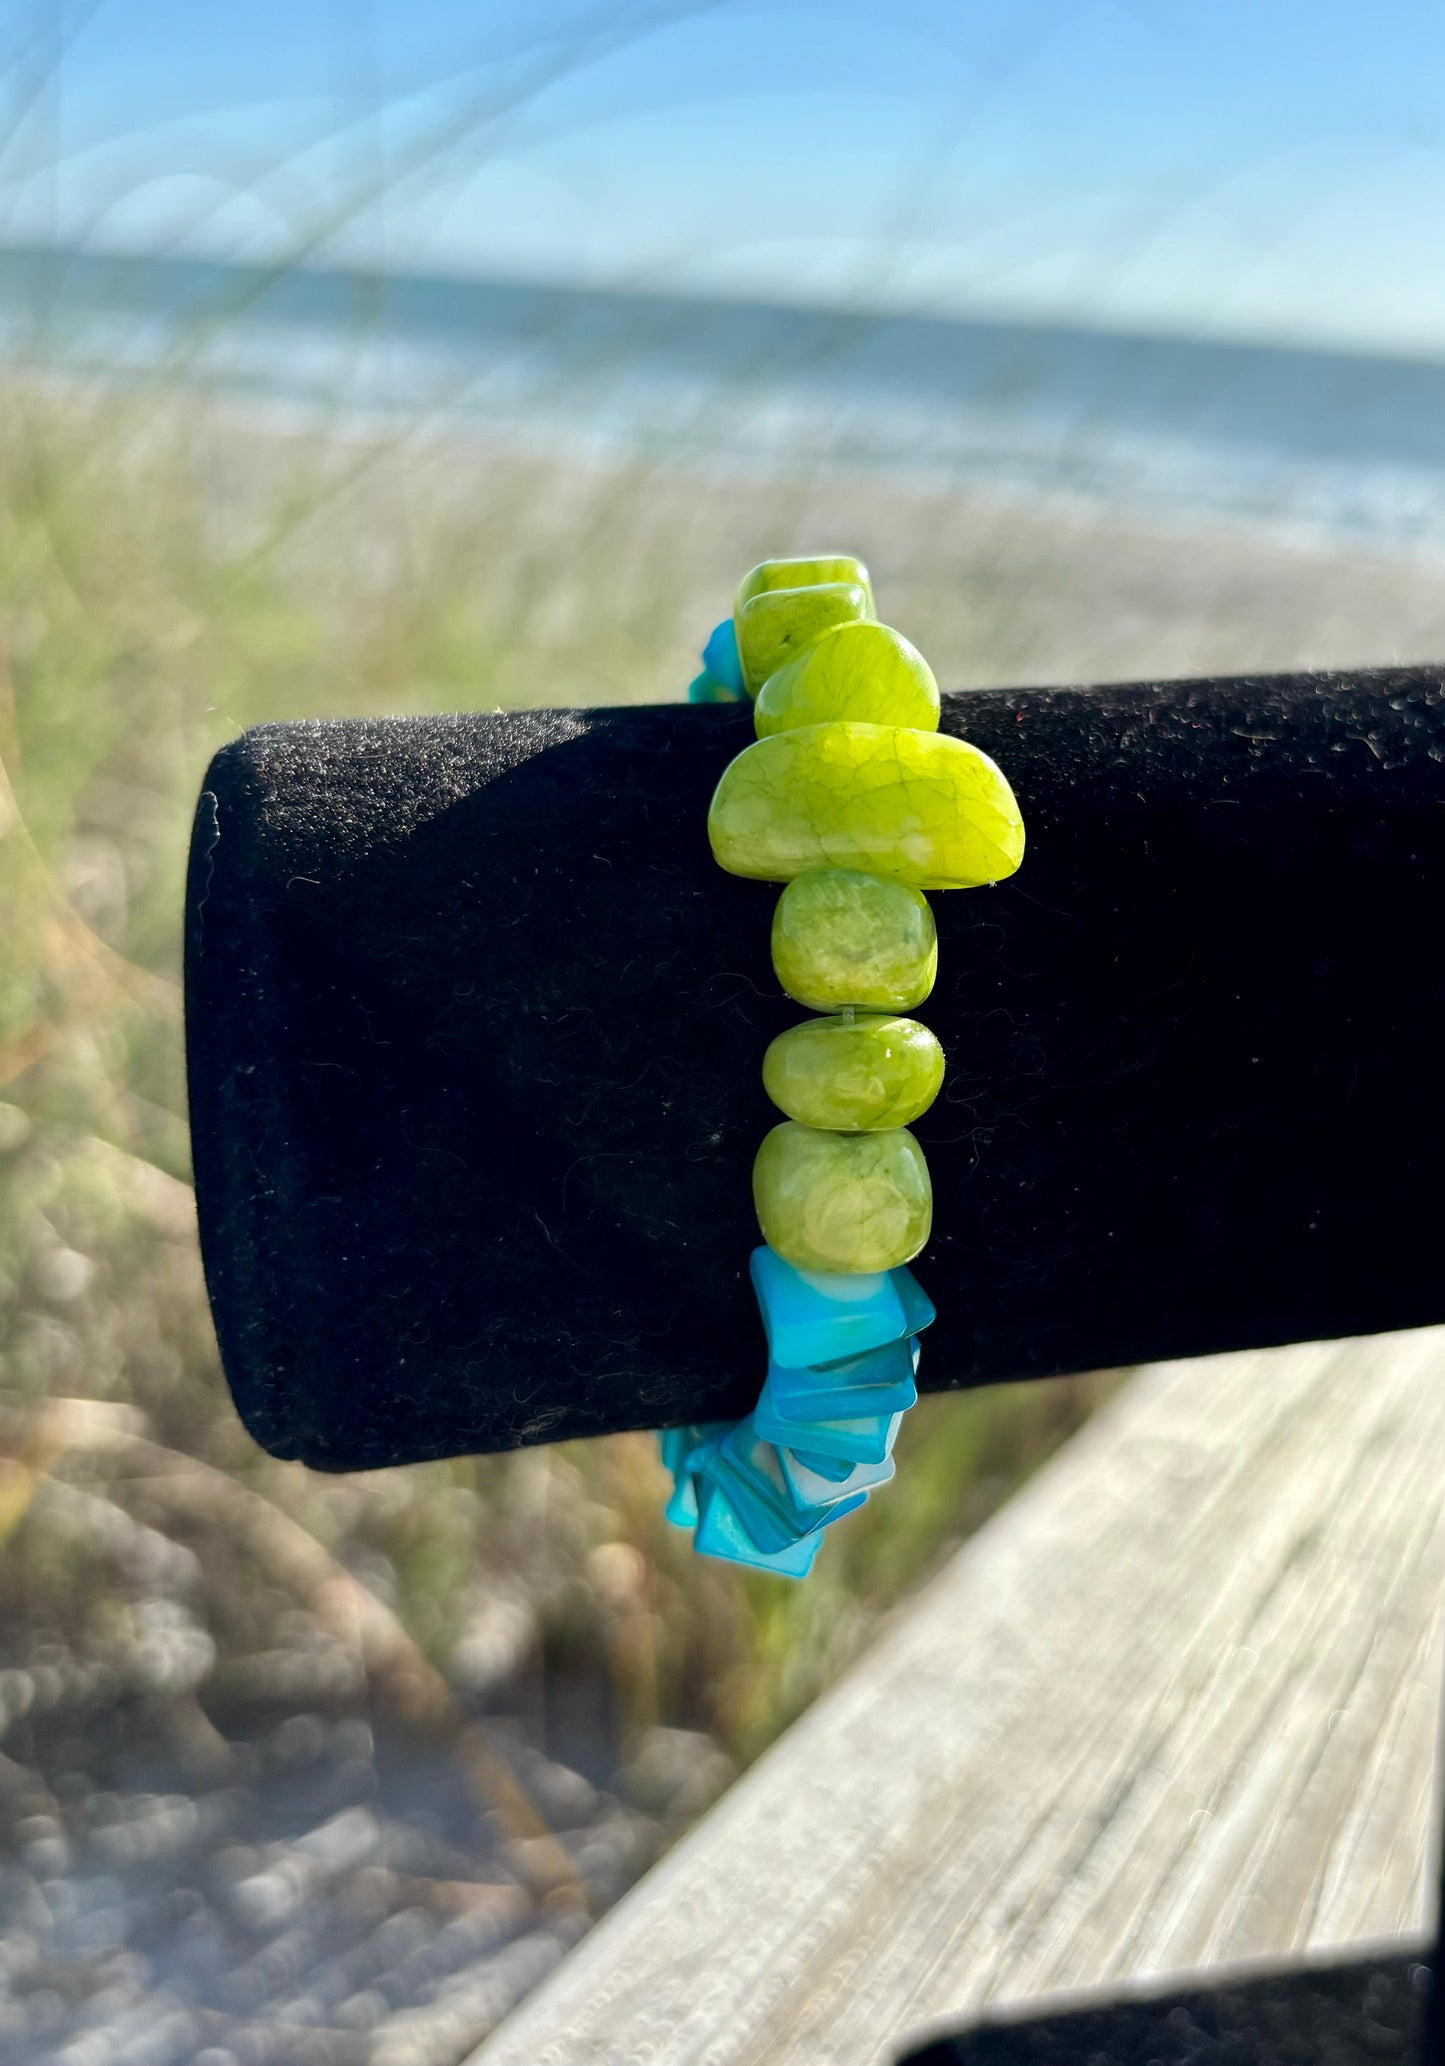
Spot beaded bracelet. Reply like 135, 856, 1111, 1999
665, 557, 1026, 1576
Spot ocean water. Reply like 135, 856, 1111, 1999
6, 242, 1445, 558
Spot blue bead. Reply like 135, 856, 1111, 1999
698, 1426, 803, 1548
716, 1470, 800, 1553
702, 1434, 803, 1552
694, 1481, 823, 1577
658, 1428, 692, 1475
767, 1336, 919, 1422
664, 1473, 700, 1527
718, 1420, 868, 1536
778, 1445, 895, 1510
680, 1425, 731, 1474
812, 1330, 925, 1384
658, 1424, 730, 1471
785, 1447, 857, 1484
750, 1247, 911, 1370
666, 1247, 927, 1574
702, 617, 746, 695
893, 1266, 936, 1341
753, 1380, 904, 1466
659, 1424, 735, 1530
663, 1423, 731, 1458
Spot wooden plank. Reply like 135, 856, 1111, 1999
474, 1328, 1445, 2066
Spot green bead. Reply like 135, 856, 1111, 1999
753, 1122, 932, 1273
735, 583, 870, 696
708, 721, 1025, 889
736, 555, 873, 612
754, 621, 939, 739
763, 1015, 945, 1131
771, 868, 936, 1011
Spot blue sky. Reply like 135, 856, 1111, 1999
4, 0, 1445, 353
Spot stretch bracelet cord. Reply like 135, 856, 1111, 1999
662, 556, 1026, 1577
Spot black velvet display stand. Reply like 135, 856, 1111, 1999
898, 1946, 1434, 2064
184, 666, 1444, 2062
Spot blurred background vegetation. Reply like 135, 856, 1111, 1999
7, 1, 1445, 2059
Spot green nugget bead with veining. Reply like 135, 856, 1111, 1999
753, 1122, 932, 1273
735, 582, 871, 696
736, 554, 873, 611
772, 868, 936, 1010
708, 721, 1025, 888
754, 621, 939, 739
763, 1015, 945, 1130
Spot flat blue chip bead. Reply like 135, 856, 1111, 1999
766, 1336, 919, 1422
783, 1333, 918, 1394
665, 1473, 700, 1528
658, 1428, 692, 1474
784, 1447, 857, 1484
713, 1469, 800, 1554
892, 1265, 936, 1340
750, 1247, 910, 1370
720, 1418, 794, 1498
717, 1420, 868, 1538
753, 1381, 904, 1466
769, 1364, 916, 1423
779, 1446, 895, 1510
702, 1435, 803, 1553
701, 1425, 811, 1550
695, 1481, 823, 1577
702, 617, 746, 695
721, 1461, 865, 1546
789, 1410, 903, 1467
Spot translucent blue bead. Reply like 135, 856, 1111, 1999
665, 1472, 700, 1527
767, 1336, 919, 1422
658, 1428, 693, 1475
694, 1480, 823, 1577
702, 617, 746, 695
707, 1441, 799, 1553
786, 1447, 857, 1484
659, 1423, 733, 1529
749, 1249, 935, 1371
680, 1425, 730, 1474
778, 1445, 895, 1510
750, 1247, 909, 1370
695, 1426, 808, 1550
711, 1467, 800, 1554
716, 1420, 868, 1536
752, 1381, 904, 1466
893, 1267, 937, 1342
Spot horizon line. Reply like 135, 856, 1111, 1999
3, 235, 1444, 378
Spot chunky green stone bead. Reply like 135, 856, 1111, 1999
771, 868, 936, 1011
762, 1015, 944, 1130
736, 554, 873, 612
754, 621, 939, 739
708, 721, 1025, 888
753, 1121, 932, 1273
735, 582, 871, 696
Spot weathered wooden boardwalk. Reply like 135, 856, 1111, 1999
476, 1326, 1445, 2065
